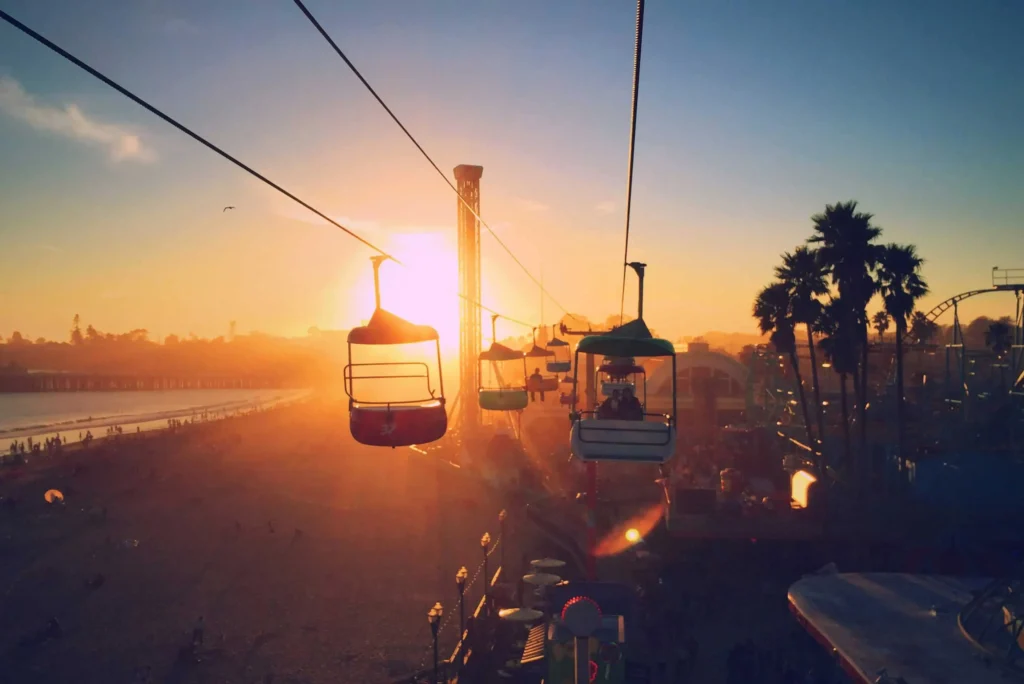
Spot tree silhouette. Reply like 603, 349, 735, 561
909, 312, 938, 345
809, 200, 884, 454
877, 243, 928, 479
815, 297, 857, 475
985, 320, 1012, 357
71, 314, 84, 345
775, 245, 828, 453
871, 311, 889, 342
753, 282, 815, 449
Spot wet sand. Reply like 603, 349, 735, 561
0, 398, 503, 684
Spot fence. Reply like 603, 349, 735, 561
392, 508, 508, 684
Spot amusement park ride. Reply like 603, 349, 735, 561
14, 0, 1024, 680
341, 164, 1024, 684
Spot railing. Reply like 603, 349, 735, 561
992, 268, 1024, 288
443, 565, 502, 683
390, 506, 507, 684
343, 361, 439, 404
957, 567, 1024, 676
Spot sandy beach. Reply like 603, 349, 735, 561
0, 397, 504, 684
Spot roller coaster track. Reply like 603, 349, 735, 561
912, 286, 1020, 330
883, 285, 1024, 386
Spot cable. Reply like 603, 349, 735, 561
619, 0, 646, 325
0, 8, 537, 330
0, 9, 394, 263
292, 0, 577, 319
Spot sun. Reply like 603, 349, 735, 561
375, 234, 460, 349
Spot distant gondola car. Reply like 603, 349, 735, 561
479, 315, 529, 411
526, 327, 559, 393
546, 324, 572, 374
344, 258, 447, 447
598, 358, 645, 403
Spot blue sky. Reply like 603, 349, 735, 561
1, 0, 1022, 343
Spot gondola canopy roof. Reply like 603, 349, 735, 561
347, 308, 439, 345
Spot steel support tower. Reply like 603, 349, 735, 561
455, 165, 483, 435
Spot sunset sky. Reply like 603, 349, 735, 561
2, 0, 1022, 346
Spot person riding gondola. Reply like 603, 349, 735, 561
529, 367, 546, 402
620, 386, 644, 421
598, 389, 622, 419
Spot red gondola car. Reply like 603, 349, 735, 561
346, 307, 447, 447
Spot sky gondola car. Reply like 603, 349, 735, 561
598, 359, 645, 403
569, 319, 677, 463
526, 327, 559, 393
479, 316, 529, 411
344, 257, 447, 448
546, 324, 572, 374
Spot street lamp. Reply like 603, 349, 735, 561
498, 510, 507, 574
455, 566, 468, 637
481, 532, 492, 618
428, 602, 443, 684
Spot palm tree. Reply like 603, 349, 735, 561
877, 244, 928, 482
985, 319, 1012, 357
871, 311, 890, 343
775, 246, 829, 455
909, 312, 939, 345
809, 200, 884, 449
816, 297, 857, 475
753, 283, 815, 449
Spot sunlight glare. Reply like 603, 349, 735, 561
357, 233, 461, 350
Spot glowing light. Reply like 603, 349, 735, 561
624, 528, 641, 544
791, 470, 817, 509
356, 233, 461, 350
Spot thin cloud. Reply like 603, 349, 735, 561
517, 198, 549, 212
595, 201, 616, 214
0, 76, 156, 163
273, 201, 381, 234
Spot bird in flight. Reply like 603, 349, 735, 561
223, 206, 235, 212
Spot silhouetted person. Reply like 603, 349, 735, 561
621, 386, 643, 420
529, 368, 545, 402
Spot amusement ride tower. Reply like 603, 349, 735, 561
455, 164, 483, 435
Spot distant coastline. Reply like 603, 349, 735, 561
0, 388, 312, 443
0, 370, 297, 393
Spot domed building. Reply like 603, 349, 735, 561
645, 341, 749, 427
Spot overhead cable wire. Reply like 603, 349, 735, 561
619, 0, 646, 325
291, 0, 579, 320
0, 9, 394, 263
0, 8, 536, 330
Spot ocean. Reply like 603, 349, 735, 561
0, 388, 311, 443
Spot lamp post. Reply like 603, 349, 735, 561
455, 566, 468, 638
498, 509, 507, 574
481, 532, 491, 618
428, 601, 443, 684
